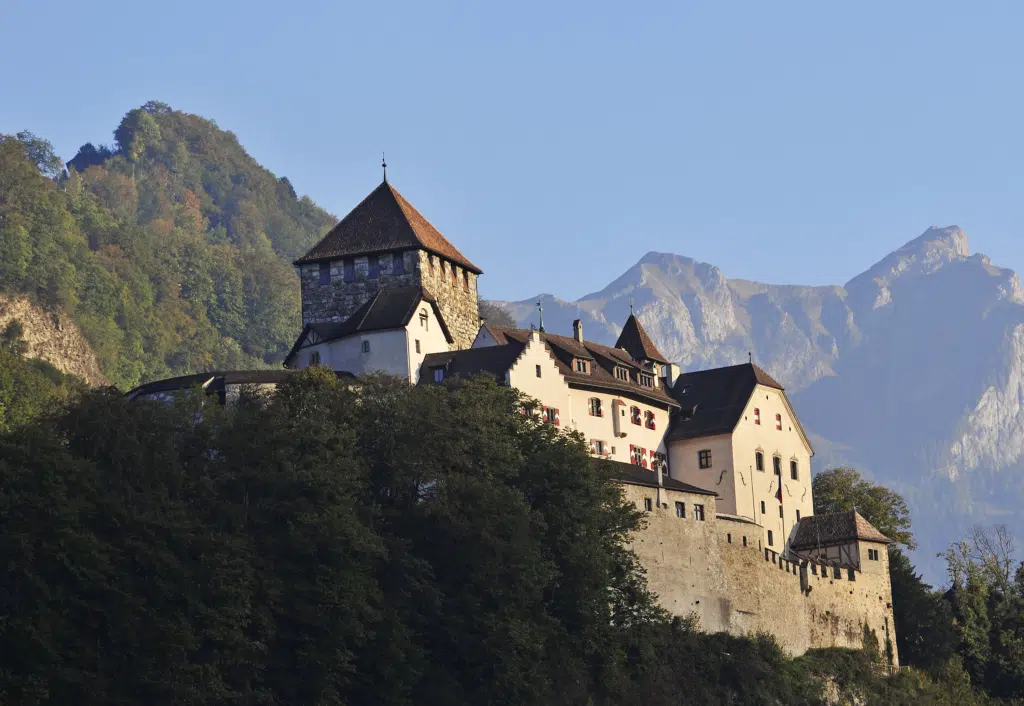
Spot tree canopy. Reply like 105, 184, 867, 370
812, 466, 915, 549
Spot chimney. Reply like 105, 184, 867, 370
573, 319, 583, 342
662, 362, 680, 388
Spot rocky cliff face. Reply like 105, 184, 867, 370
498, 226, 1024, 582
0, 295, 105, 386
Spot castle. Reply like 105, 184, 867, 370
130, 176, 899, 664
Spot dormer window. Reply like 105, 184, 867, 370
638, 372, 654, 388
588, 397, 603, 417
433, 367, 445, 383
574, 358, 591, 374
614, 366, 629, 382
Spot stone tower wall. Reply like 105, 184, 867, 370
299, 250, 420, 325
298, 249, 479, 350
415, 251, 479, 350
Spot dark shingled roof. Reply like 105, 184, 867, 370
482, 326, 678, 408
598, 459, 717, 496
789, 510, 892, 550
284, 287, 452, 366
665, 362, 784, 442
126, 369, 355, 400
419, 342, 526, 383
615, 313, 668, 364
294, 181, 482, 273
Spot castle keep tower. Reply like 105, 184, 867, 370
293, 180, 482, 350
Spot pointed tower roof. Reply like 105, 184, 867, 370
615, 313, 668, 364
294, 181, 482, 273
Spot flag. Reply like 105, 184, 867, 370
775, 484, 782, 503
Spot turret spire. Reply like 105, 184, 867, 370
537, 300, 544, 333
382, 153, 387, 183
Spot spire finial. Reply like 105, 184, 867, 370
537, 300, 545, 333
629, 295, 634, 315
748, 351, 752, 364
382, 153, 387, 183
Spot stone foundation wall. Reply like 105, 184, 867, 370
624, 485, 898, 665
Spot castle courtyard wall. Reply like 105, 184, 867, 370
623, 485, 898, 665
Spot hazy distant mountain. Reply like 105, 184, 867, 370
497, 226, 1024, 582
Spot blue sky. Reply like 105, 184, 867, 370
3, 0, 1023, 301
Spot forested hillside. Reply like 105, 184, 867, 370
0, 102, 337, 389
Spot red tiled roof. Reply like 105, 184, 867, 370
615, 314, 668, 364
789, 510, 892, 550
294, 181, 482, 273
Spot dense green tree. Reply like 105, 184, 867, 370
812, 466, 915, 549
889, 547, 957, 671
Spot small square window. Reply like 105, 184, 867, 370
675, 501, 685, 518
415, 339, 421, 354
362, 340, 371, 353
535, 364, 542, 378
698, 449, 712, 469
694, 504, 705, 521
644, 498, 653, 512
318, 262, 330, 284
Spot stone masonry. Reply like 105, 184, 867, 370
299, 248, 479, 351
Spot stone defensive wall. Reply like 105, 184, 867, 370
621, 484, 898, 665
